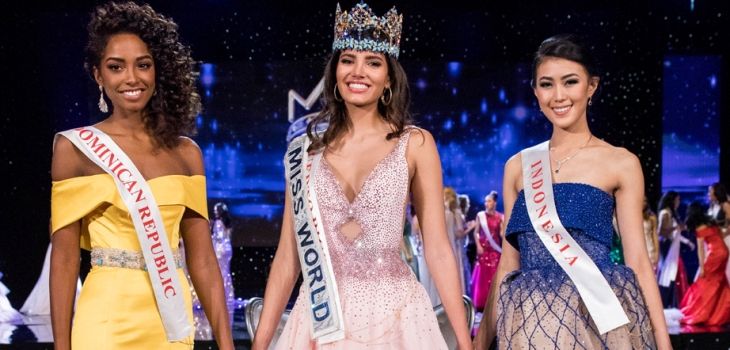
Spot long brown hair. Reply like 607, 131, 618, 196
306, 51, 412, 152
444, 187, 458, 212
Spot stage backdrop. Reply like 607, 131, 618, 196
1, 0, 726, 305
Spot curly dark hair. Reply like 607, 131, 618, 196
84, 1, 200, 148
306, 51, 413, 152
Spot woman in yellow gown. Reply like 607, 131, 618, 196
49, 3, 233, 349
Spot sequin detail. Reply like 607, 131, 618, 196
275, 128, 448, 349
497, 183, 656, 349
90, 247, 183, 270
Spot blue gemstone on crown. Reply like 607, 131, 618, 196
332, 2, 403, 58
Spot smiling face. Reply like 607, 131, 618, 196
94, 33, 155, 115
533, 57, 598, 130
335, 49, 390, 108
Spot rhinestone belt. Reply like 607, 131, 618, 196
90, 247, 184, 270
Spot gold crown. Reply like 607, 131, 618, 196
332, 2, 403, 58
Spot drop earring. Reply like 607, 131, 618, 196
98, 85, 108, 113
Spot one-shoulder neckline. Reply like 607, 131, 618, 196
52, 173, 205, 185
517, 182, 613, 200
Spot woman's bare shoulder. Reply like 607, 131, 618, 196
595, 139, 639, 163
51, 135, 86, 181
503, 151, 523, 192
176, 136, 204, 175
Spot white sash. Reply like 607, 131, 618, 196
57, 126, 190, 341
521, 141, 629, 334
657, 210, 680, 287
657, 232, 681, 287
284, 134, 345, 343
477, 211, 501, 253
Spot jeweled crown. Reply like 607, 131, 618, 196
332, 2, 403, 58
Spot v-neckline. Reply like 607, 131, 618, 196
322, 137, 401, 206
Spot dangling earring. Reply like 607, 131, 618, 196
380, 86, 392, 106
333, 86, 343, 102
588, 97, 593, 106
98, 85, 108, 113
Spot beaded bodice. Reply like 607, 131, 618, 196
315, 130, 413, 282
506, 183, 616, 271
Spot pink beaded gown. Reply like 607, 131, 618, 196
274, 129, 447, 349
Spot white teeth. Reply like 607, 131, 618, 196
123, 90, 142, 96
348, 83, 368, 90
553, 106, 571, 113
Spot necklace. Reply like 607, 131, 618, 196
550, 134, 593, 174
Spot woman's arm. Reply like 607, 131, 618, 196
181, 214, 234, 350
474, 155, 521, 349
677, 234, 695, 250
50, 225, 81, 350
49, 136, 84, 350
472, 217, 483, 255
252, 191, 301, 349
614, 152, 671, 350
696, 237, 706, 278
465, 220, 477, 237
409, 130, 472, 350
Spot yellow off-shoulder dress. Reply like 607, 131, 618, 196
51, 174, 208, 349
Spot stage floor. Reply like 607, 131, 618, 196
2, 309, 729, 349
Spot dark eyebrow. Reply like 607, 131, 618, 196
340, 53, 355, 59
365, 54, 384, 61
538, 73, 580, 81
104, 55, 153, 63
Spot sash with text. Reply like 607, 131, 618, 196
57, 126, 191, 341
284, 134, 345, 343
521, 141, 629, 334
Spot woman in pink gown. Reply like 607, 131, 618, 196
680, 201, 730, 325
470, 191, 503, 311
251, 3, 472, 350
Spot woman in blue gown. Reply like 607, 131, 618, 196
475, 35, 670, 349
